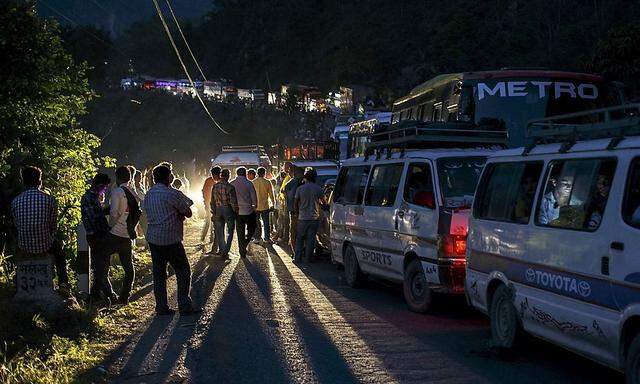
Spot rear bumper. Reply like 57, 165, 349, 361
435, 259, 467, 294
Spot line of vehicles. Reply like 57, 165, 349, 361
121, 77, 265, 104
326, 69, 639, 381
205, 68, 638, 381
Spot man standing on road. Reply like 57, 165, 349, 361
143, 165, 200, 316
284, 166, 304, 251
230, 167, 257, 258
274, 171, 289, 244
252, 167, 275, 245
211, 169, 238, 260
81, 173, 117, 304
294, 169, 325, 262
107, 166, 138, 304
11, 166, 69, 289
201, 166, 221, 254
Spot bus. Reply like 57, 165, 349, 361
391, 70, 624, 147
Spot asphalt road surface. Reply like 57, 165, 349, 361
105, 219, 623, 384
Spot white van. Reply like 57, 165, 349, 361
330, 148, 492, 312
465, 106, 640, 381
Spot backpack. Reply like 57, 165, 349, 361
122, 187, 142, 239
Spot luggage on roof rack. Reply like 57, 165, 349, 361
364, 120, 507, 156
526, 104, 640, 144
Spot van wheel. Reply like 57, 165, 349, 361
627, 333, 640, 384
344, 245, 364, 287
490, 284, 522, 349
403, 259, 432, 313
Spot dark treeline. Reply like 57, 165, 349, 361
67, 0, 640, 100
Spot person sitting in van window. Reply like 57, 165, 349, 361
538, 175, 580, 225
586, 174, 611, 230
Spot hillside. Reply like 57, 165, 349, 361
81, 90, 301, 170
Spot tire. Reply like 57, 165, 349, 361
490, 284, 523, 349
627, 333, 640, 384
343, 244, 365, 287
403, 259, 433, 313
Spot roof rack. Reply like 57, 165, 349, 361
364, 121, 507, 157
526, 104, 640, 145
221, 145, 265, 153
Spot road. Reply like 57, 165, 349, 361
104, 219, 623, 383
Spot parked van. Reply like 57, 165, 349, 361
330, 145, 493, 312
465, 105, 640, 382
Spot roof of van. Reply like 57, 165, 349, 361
488, 135, 640, 158
342, 148, 496, 165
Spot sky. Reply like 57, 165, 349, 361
36, 0, 213, 37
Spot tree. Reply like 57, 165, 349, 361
0, 2, 111, 260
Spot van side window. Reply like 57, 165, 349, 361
474, 162, 543, 223
333, 165, 370, 205
403, 163, 435, 209
623, 157, 640, 229
535, 158, 616, 231
365, 163, 404, 207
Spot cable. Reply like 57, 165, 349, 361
151, 0, 229, 135
164, 0, 207, 82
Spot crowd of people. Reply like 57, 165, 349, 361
9, 160, 326, 316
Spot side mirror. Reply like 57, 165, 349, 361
413, 191, 436, 209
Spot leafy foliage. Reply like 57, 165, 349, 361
0, 3, 110, 259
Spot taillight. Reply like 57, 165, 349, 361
439, 234, 467, 258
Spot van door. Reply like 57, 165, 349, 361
331, 165, 371, 264
396, 161, 439, 284
612, 156, 640, 311
527, 157, 618, 363
360, 162, 405, 280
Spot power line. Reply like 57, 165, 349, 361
164, 0, 208, 82
151, 0, 228, 135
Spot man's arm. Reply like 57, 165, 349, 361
267, 182, 275, 207
230, 186, 239, 213
294, 188, 300, 213
174, 190, 194, 218
50, 198, 58, 236
250, 182, 258, 209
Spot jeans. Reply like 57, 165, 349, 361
289, 212, 298, 250
256, 210, 270, 241
295, 219, 319, 262
87, 234, 116, 299
49, 240, 69, 286
107, 233, 135, 299
149, 242, 193, 312
236, 212, 256, 257
201, 207, 218, 251
214, 206, 236, 256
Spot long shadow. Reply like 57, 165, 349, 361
185, 275, 291, 384
238, 249, 359, 383
151, 256, 234, 383
272, 253, 623, 384
86, 255, 224, 382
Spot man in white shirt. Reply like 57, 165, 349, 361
108, 166, 136, 304
230, 167, 257, 258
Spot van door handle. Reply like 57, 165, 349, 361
397, 210, 405, 218
610, 242, 624, 251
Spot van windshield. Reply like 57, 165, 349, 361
437, 157, 486, 209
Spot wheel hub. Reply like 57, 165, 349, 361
411, 272, 425, 298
